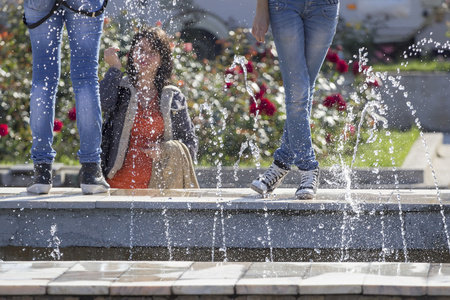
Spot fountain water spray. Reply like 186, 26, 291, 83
49, 224, 62, 260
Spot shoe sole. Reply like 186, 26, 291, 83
295, 191, 315, 200
250, 178, 276, 195
27, 184, 52, 194
250, 183, 266, 195
81, 184, 109, 195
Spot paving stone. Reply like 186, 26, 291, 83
362, 262, 429, 296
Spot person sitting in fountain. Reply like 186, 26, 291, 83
100, 27, 199, 189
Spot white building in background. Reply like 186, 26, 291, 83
107, 0, 448, 59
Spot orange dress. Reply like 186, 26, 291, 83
107, 97, 165, 189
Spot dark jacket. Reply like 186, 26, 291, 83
100, 67, 198, 179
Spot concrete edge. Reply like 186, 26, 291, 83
402, 132, 443, 185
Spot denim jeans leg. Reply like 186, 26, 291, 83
64, 9, 104, 164
270, 0, 313, 170
270, 0, 338, 171
25, 1, 65, 164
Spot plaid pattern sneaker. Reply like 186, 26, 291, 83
250, 161, 290, 194
295, 168, 319, 199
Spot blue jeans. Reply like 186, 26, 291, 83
270, 0, 339, 170
24, 0, 104, 164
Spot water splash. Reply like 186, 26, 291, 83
211, 210, 219, 261
392, 171, 409, 262
161, 207, 173, 260
406, 103, 450, 253
128, 193, 135, 260
263, 204, 274, 262
198, 102, 227, 193
226, 55, 262, 173
233, 142, 249, 181
226, 55, 256, 100
219, 204, 228, 262
389, 39, 450, 255
48, 224, 61, 260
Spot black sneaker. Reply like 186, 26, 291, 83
295, 168, 319, 199
250, 161, 290, 194
79, 163, 110, 195
27, 164, 52, 194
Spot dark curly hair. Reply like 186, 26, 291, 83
126, 27, 173, 97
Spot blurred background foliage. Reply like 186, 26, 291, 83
0, 4, 416, 168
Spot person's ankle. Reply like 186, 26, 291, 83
273, 160, 290, 171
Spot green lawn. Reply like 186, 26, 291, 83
1, 128, 420, 168
217, 127, 420, 169
373, 59, 450, 73
320, 127, 420, 168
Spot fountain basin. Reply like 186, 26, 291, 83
1, 187, 450, 262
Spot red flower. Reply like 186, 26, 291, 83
249, 101, 258, 115
346, 123, 356, 135
337, 98, 347, 111
254, 83, 268, 99
0, 123, 8, 137
323, 93, 346, 111
245, 61, 254, 73
155, 20, 163, 27
225, 69, 234, 75
326, 48, 339, 63
68, 107, 76, 121
249, 96, 277, 116
53, 119, 63, 132
325, 133, 333, 143
352, 61, 360, 75
336, 59, 349, 73
259, 83, 268, 96
260, 98, 277, 116
323, 95, 337, 108
224, 82, 233, 89
183, 42, 193, 52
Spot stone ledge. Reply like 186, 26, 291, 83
1, 188, 450, 254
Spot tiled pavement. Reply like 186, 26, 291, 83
1, 261, 450, 298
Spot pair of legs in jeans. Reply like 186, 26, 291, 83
24, 0, 109, 194
251, 0, 339, 198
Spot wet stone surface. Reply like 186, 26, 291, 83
0, 188, 450, 262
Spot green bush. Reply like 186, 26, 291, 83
0, 4, 410, 168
